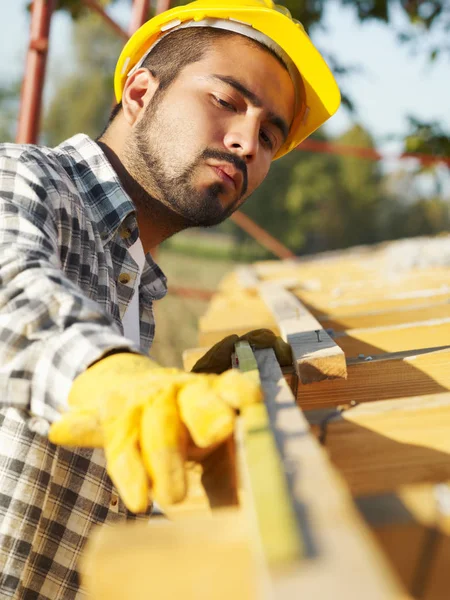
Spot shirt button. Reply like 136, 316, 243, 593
118, 272, 131, 284
110, 493, 119, 507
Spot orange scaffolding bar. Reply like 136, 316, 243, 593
16, 0, 56, 144
129, 0, 150, 34
155, 0, 173, 13
231, 211, 295, 259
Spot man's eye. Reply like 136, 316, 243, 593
212, 96, 236, 111
260, 129, 274, 150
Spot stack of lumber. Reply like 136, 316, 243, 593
185, 235, 450, 599
81, 236, 450, 599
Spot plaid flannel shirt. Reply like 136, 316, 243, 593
0, 134, 168, 599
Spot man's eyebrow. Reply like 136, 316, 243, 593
209, 74, 290, 142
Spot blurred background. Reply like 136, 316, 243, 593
2, 0, 449, 365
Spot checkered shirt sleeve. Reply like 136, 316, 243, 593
0, 150, 138, 422
0, 135, 167, 599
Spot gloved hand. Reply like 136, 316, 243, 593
48, 353, 262, 513
191, 328, 292, 374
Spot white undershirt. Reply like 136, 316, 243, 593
121, 238, 146, 347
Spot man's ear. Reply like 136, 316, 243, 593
121, 68, 159, 126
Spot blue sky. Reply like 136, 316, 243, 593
2, 0, 449, 155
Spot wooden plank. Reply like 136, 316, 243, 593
236, 343, 304, 568
318, 302, 450, 332
199, 324, 279, 347
80, 510, 260, 600
307, 271, 450, 298
295, 289, 450, 318
254, 254, 374, 286
333, 318, 450, 358
304, 393, 450, 495
255, 257, 450, 293
236, 265, 260, 290
356, 485, 450, 600
198, 290, 277, 346
295, 347, 450, 410
183, 346, 210, 372
250, 349, 406, 599
355, 492, 432, 595
258, 283, 347, 384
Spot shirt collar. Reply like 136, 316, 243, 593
56, 134, 168, 300
57, 134, 135, 244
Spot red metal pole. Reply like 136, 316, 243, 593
129, 0, 150, 34
298, 139, 450, 167
16, 0, 56, 144
155, 0, 172, 14
168, 285, 214, 301
231, 211, 296, 259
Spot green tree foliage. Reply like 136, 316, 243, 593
234, 124, 393, 256
404, 117, 450, 163
53, 0, 118, 19
333, 124, 385, 246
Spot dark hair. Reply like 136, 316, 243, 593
105, 26, 287, 126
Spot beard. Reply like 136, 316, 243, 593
123, 97, 248, 227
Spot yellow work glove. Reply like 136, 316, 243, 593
191, 328, 292, 374
48, 353, 262, 514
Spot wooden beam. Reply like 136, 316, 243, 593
296, 289, 450, 318
304, 271, 450, 299
355, 485, 450, 600
249, 349, 405, 598
198, 290, 277, 346
235, 343, 304, 568
295, 347, 450, 410
183, 347, 210, 372
254, 258, 450, 293
318, 302, 450, 332
258, 283, 347, 383
235, 265, 260, 290
305, 393, 450, 495
80, 511, 259, 600
333, 318, 450, 358
254, 255, 370, 285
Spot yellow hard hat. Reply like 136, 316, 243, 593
114, 0, 341, 159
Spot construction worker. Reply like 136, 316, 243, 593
0, 1, 340, 597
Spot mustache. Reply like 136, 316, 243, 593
200, 149, 248, 197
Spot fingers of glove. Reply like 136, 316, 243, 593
48, 411, 103, 447
191, 334, 240, 374
178, 377, 235, 448
239, 329, 292, 367
273, 336, 293, 367
103, 408, 150, 514
239, 328, 277, 348
213, 369, 263, 410
140, 386, 187, 506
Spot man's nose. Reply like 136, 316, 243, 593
223, 118, 259, 162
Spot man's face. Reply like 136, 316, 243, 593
127, 35, 295, 227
